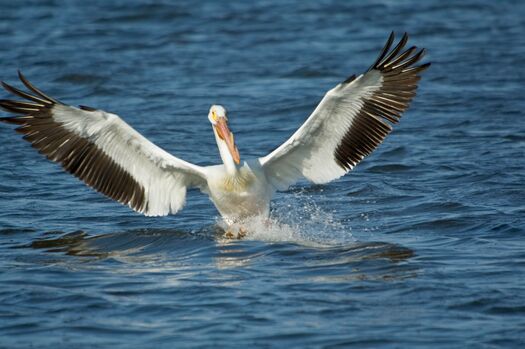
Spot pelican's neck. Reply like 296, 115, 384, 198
214, 130, 238, 176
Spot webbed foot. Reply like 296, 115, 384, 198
223, 227, 247, 239
238, 227, 247, 239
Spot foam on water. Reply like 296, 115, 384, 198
218, 192, 355, 246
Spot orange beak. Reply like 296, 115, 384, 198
215, 118, 240, 165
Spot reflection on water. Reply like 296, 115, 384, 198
26, 227, 415, 283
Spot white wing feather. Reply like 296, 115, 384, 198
52, 105, 207, 216
0, 74, 208, 217
259, 32, 429, 191
259, 71, 383, 190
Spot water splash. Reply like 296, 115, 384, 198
218, 192, 355, 246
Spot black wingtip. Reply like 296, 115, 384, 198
368, 31, 396, 72
369, 31, 431, 75
1, 80, 17, 94
374, 32, 410, 70
0, 116, 27, 125
1, 80, 51, 106
17, 70, 30, 89
16, 70, 60, 105
1, 81, 9, 93
419, 62, 432, 71
79, 105, 98, 112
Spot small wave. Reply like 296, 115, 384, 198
366, 163, 412, 173
283, 67, 336, 79
54, 73, 105, 84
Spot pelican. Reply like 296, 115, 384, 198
0, 32, 429, 237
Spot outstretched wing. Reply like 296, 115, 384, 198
0, 72, 208, 216
259, 32, 430, 191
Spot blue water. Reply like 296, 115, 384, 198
1, 0, 524, 348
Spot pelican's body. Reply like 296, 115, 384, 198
0, 33, 429, 236
205, 161, 271, 224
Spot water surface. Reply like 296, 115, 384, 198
1, 0, 524, 348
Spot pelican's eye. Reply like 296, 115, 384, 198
212, 110, 218, 121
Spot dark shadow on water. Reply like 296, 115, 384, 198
26, 228, 412, 258
27, 226, 221, 258
18, 227, 417, 282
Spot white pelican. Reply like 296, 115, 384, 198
0, 32, 429, 237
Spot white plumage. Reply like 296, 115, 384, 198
0, 32, 429, 230
52, 104, 207, 216
260, 70, 384, 188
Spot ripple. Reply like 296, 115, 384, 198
367, 164, 413, 173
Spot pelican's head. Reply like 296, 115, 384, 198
208, 105, 240, 166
